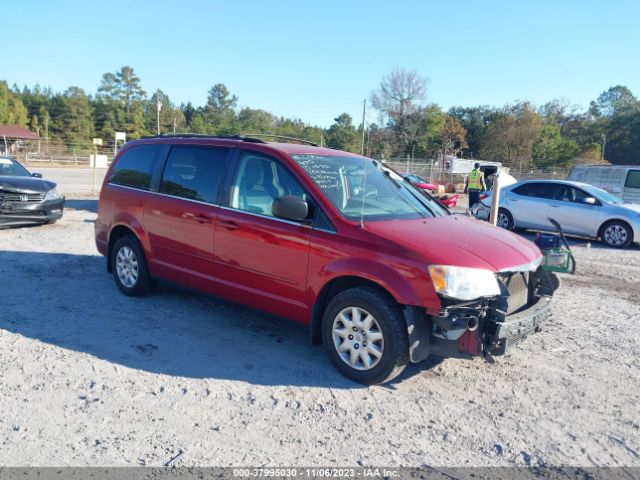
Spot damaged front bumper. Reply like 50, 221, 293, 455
0, 198, 65, 227
406, 268, 559, 363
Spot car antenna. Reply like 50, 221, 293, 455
359, 156, 368, 228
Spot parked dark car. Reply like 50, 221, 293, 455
95, 135, 557, 384
0, 156, 65, 227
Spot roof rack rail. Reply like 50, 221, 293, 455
242, 134, 319, 147
141, 133, 267, 143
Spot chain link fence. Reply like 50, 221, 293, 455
379, 157, 572, 192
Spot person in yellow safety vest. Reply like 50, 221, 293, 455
465, 163, 486, 208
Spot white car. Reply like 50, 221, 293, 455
472, 180, 640, 248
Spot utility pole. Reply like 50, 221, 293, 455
156, 90, 163, 135
601, 134, 606, 163
360, 99, 366, 155
173, 117, 177, 134
92, 138, 103, 194
365, 126, 370, 157
45, 113, 49, 149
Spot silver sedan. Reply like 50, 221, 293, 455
472, 180, 640, 248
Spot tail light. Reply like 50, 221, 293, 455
479, 194, 488, 200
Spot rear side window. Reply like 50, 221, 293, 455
625, 170, 640, 189
511, 184, 530, 196
513, 183, 557, 199
160, 146, 228, 204
109, 144, 165, 190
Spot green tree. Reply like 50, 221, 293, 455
204, 83, 237, 133
480, 102, 543, 174
19, 85, 54, 133
440, 115, 468, 158
95, 66, 147, 138
589, 85, 637, 118
145, 90, 185, 134
0, 81, 28, 126
56, 87, 94, 146
531, 123, 579, 169
448, 106, 495, 158
605, 103, 640, 165
409, 105, 445, 157
237, 108, 276, 134
324, 113, 359, 152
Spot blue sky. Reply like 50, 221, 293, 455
4, 0, 639, 127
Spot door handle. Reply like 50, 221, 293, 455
510, 198, 518, 202
220, 220, 239, 230
550, 204, 561, 208
183, 212, 212, 223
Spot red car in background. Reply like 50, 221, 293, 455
402, 173, 459, 208
402, 173, 438, 193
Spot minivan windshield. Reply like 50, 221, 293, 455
291, 154, 447, 221
0, 157, 31, 177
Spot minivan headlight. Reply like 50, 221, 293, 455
428, 265, 501, 300
44, 188, 63, 201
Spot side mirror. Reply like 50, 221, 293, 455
272, 196, 309, 222
584, 197, 597, 205
32, 173, 43, 178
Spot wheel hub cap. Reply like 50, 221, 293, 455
115, 246, 139, 288
332, 307, 384, 371
604, 225, 627, 246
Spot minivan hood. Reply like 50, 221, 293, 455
363, 215, 542, 272
0, 175, 56, 193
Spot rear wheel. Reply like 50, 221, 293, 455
321, 287, 409, 385
496, 208, 514, 230
111, 235, 154, 296
600, 220, 632, 248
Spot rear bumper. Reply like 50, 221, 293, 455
471, 202, 490, 220
0, 198, 65, 227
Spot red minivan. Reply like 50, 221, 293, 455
95, 135, 557, 384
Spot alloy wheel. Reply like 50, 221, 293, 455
604, 224, 627, 247
497, 212, 510, 229
115, 246, 139, 288
332, 307, 384, 371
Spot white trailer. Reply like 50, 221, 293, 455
568, 165, 640, 204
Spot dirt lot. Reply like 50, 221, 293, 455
0, 197, 639, 468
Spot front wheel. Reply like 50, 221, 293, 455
321, 287, 409, 385
600, 220, 633, 248
111, 235, 154, 296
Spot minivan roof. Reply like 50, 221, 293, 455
131, 134, 363, 158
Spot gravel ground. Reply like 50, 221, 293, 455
0, 199, 639, 468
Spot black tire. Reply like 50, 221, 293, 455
111, 235, 154, 297
496, 208, 514, 230
321, 287, 409, 385
600, 220, 633, 248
